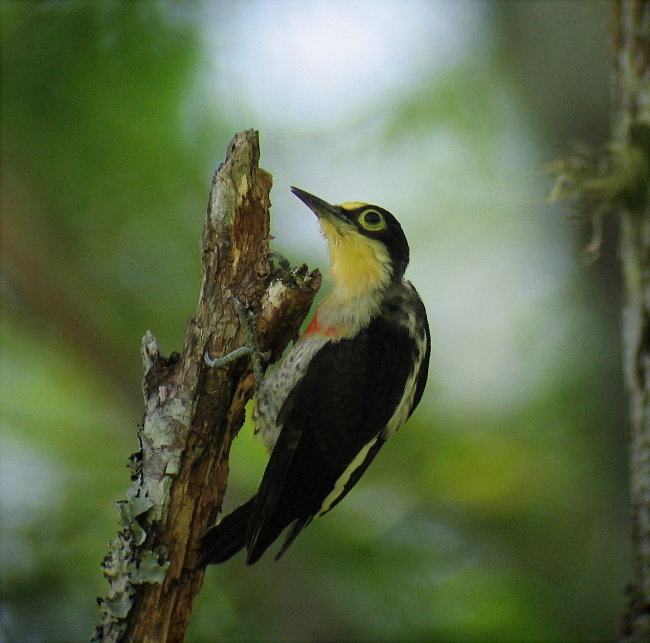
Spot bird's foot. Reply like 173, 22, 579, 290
204, 296, 268, 385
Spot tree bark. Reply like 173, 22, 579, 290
614, 1, 650, 641
93, 130, 321, 642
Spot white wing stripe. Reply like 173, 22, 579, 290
382, 321, 428, 439
316, 436, 379, 517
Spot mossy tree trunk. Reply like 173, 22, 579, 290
614, 1, 650, 640
92, 130, 320, 642
546, 1, 650, 638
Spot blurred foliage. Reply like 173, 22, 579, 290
1, 1, 629, 641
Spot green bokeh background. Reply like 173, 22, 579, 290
1, 1, 629, 640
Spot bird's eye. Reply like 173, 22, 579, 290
359, 209, 386, 231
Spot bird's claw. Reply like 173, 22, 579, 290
204, 296, 266, 384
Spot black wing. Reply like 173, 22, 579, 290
245, 313, 424, 564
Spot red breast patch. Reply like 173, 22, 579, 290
303, 314, 338, 338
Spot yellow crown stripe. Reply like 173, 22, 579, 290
340, 201, 368, 211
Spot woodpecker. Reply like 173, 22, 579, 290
200, 187, 430, 565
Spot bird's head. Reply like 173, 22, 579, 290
291, 187, 410, 297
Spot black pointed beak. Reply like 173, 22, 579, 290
290, 187, 350, 224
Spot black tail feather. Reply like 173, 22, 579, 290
199, 497, 255, 566
273, 516, 311, 561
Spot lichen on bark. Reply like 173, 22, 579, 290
93, 130, 321, 642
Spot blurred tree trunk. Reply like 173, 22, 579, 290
615, 1, 650, 641
92, 130, 320, 642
